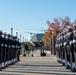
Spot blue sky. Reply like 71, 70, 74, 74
0, 0, 76, 41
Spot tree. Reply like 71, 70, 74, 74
43, 16, 72, 47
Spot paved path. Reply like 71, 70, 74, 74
0, 50, 75, 75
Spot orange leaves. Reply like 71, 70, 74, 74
62, 16, 70, 28
47, 18, 60, 36
43, 27, 52, 46
44, 16, 72, 46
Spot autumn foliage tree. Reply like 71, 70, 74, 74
43, 27, 52, 46
43, 16, 72, 47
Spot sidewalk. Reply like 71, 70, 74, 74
0, 50, 75, 75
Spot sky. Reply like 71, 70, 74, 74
0, 0, 76, 41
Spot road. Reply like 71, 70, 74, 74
0, 50, 75, 75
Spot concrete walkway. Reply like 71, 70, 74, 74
0, 50, 75, 75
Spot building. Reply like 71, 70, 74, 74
30, 33, 44, 42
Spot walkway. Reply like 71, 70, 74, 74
0, 50, 75, 75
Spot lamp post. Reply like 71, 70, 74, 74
16, 30, 18, 38
40, 40, 42, 56
20, 33, 21, 43
11, 25, 13, 35
23, 36, 25, 56
23, 36, 24, 42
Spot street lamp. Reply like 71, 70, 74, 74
16, 30, 18, 38
40, 40, 42, 56
23, 36, 24, 42
20, 33, 21, 43
11, 25, 13, 35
